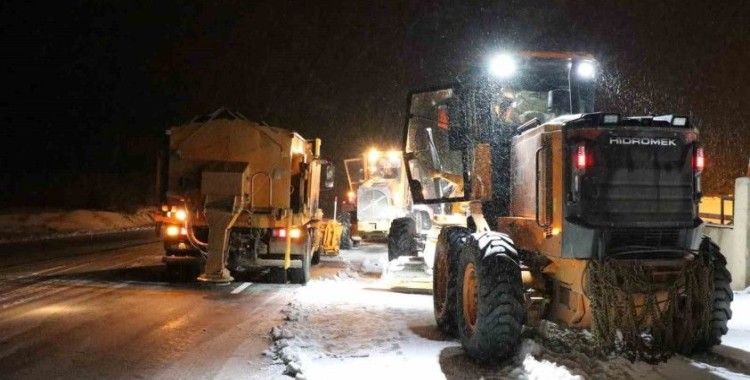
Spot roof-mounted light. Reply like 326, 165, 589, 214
653, 114, 689, 127
488, 53, 517, 79
672, 117, 688, 127
602, 113, 620, 125
576, 60, 596, 80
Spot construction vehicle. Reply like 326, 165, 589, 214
400, 51, 732, 362
157, 108, 336, 284
344, 148, 433, 259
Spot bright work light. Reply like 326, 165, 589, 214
576, 60, 596, 80
488, 53, 517, 78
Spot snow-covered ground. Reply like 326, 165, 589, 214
265, 244, 750, 380
0, 208, 154, 242
724, 289, 750, 353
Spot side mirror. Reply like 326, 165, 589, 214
323, 162, 335, 189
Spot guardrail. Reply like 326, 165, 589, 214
700, 195, 735, 225
703, 177, 749, 290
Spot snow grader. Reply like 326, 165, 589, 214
400, 52, 733, 361
157, 108, 336, 284
344, 148, 435, 260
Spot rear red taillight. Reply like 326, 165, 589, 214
575, 144, 587, 171
694, 147, 704, 173
271, 228, 302, 239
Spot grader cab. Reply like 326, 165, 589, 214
403, 52, 732, 361
158, 108, 336, 284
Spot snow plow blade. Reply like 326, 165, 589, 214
382, 256, 432, 294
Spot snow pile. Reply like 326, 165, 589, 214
0, 208, 154, 242
724, 291, 750, 352
266, 273, 592, 380
264, 245, 750, 379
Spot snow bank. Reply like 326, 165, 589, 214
266, 273, 591, 380
724, 292, 750, 352
0, 208, 154, 242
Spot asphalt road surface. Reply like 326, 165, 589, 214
0, 239, 308, 379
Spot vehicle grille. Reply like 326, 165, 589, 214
357, 188, 390, 221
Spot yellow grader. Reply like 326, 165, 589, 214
157, 108, 337, 284
400, 52, 733, 362
344, 148, 435, 259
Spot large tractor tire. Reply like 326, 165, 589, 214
456, 232, 525, 361
433, 226, 472, 336
697, 237, 733, 349
387, 217, 418, 261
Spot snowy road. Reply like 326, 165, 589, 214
0, 239, 747, 379
0, 241, 296, 379
267, 244, 750, 380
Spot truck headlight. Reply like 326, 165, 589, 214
166, 225, 180, 237
174, 209, 187, 221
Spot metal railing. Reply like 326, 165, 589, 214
700, 195, 734, 225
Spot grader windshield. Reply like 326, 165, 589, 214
404, 52, 597, 204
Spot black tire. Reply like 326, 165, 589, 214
434, 226, 472, 336
696, 237, 733, 349
387, 217, 418, 261
270, 267, 287, 284
456, 233, 525, 361
311, 249, 321, 265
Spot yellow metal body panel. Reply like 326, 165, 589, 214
315, 219, 342, 255
168, 118, 322, 231
498, 123, 564, 257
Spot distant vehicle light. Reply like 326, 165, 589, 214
576, 60, 596, 80
289, 228, 302, 239
175, 209, 187, 221
368, 148, 381, 162
166, 225, 180, 237
386, 150, 401, 163
272, 228, 303, 239
488, 53, 517, 78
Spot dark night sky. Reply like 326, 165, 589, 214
1, 0, 748, 208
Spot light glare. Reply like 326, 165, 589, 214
488, 54, 517, 78
577, 60, 596, 80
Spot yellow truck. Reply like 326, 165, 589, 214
157, 108, 335, 284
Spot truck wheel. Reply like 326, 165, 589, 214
311, 249, 321, 265
695, 237, 733, 349
387, 217, 417, 261
434, 226, 471, 336
456, 233, 525, 361
270, 267, 287, 284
